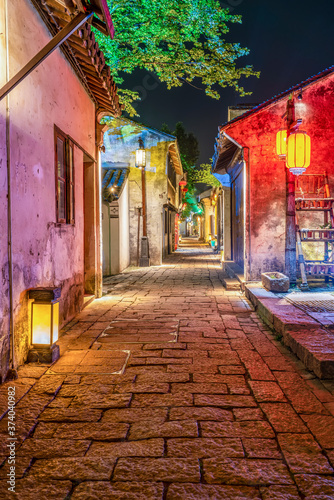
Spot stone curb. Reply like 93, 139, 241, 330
245, 283, 334, 379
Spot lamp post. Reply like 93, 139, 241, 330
136, 138, 150, 266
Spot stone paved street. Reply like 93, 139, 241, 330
1, 240, 334, 499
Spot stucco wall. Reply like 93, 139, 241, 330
222, 72, 334, 280
102, 125, 177, 267
0, 0, 10, 382
128, 141, 168, 266
119, 180, 130, 271
102, 180, 130, 276
0, 0, 96, 376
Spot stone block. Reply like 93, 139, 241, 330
113, 458, 200, 482
167, 437, 244, 458
203, 458, 293, 485
166, 484, 261, 500
71, 481, 164, 500
261, 272, 289, 292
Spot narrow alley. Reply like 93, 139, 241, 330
1, 240, 334, 499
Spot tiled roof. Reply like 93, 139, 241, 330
102, 167, 129, 202
220, 66, 334, 130
33, 0, 121, 117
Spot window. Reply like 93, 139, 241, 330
55, 128, 75, 224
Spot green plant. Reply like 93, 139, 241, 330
94, 0, 259, 115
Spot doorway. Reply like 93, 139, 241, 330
231, 167, 244, 270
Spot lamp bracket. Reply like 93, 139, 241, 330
289, 119, 303, 132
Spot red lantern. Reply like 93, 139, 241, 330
179, 180, 187, 187
286, 131, 311, 175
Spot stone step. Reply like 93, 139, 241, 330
221, 277, 241, 291
223, 261, 245, 286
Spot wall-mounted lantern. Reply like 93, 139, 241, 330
276, 95, 311, 175
28, 287, 61, 363
276, 129, 287, 158
286, 130, 311, 175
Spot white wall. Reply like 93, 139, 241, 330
118, 179, 130, 272
102, 179, 130, 276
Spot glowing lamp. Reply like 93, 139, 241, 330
135, 138, 146, 169
179, 180, 187, 187
276, 129, 287, 158
182, 188, 188, 193
28, 288, 61, 363
286, 131, 311, 175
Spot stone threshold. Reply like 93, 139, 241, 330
245, 283, 334, 379
221, 261, 245, 291
83, 294, 95, 308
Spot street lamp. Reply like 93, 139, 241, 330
135, 138, 150, 266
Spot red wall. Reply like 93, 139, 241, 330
221, 72, 334, 279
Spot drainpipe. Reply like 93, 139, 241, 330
242, 147, 252, 281
5, 0, 16, 379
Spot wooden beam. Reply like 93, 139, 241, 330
0, 11, 93, 101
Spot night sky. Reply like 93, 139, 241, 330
121, 0, 334, 166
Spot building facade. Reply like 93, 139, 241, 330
212, 67, 334, 281
0, 0, 120, 381
102, 119, 183, 269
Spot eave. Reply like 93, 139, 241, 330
168, 142, 183, 176
212, 132, 242, 176
33, 0, 122, 117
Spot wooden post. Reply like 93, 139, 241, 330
285, 169, 297, 282
285, 95, 297, 283
137, 207, 141, 266
141, 166, 147, 237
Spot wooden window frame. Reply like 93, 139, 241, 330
55, 127, 75, 224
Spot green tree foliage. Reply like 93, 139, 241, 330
95, 0, 259, 115
173, 122, 199, 167
192, 163, 221, 187
161, 122, 199, 192
161, 123, 219, 218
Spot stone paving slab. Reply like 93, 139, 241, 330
1, 242, 334, 498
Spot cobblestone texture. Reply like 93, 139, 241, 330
1, 240, 334, 498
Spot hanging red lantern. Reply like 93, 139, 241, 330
276, 129, 287, 158
182, 187, 188, 193
179, 179, 187, 187
286, 130, 311, 175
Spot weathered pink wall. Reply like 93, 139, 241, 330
0, 0, 9, 381
0, 0, 97, 378
222, 71, 334, 280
